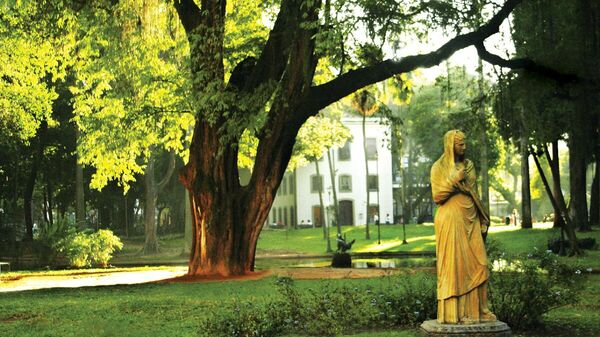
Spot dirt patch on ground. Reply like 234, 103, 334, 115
1, 267, 436, 291
160, 267, 434, 284
158, 270, 272, 283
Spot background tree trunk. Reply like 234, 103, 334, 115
568, 124, 590, 231
532, 146, 580, 255
548, 141, 565, 228
478, 59, 490, 215
24, 120, 48, 241
314, 159, 332, 251
590, 150, 600, 226
143, 156, 159, 254
520, 131, 532, 228
327, 149, 341, 235
75, 127, 85, 228
362, 112, 370, 238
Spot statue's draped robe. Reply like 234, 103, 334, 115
430, 131, 492, 324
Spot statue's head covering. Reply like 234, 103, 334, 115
439, 130, 465, 170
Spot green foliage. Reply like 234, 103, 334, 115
292, 110, 351, 168
198, 274, 436, 337
489, 247, 583, 329
60, 231, 92, 268
70, 1, 194, 191
57, 229, 123, 268
35, 216, 77, 264
90, 229, 125, 267
0, 1, 75, 145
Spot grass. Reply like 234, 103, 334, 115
2, 223, 600, 337
0, 275, 420, 337
2, 272, 599, 337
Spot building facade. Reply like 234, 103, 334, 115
268, 115, 394, 228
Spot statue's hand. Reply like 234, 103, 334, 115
456, 182, 470, 194
481, 218, 490, 233
451, 167, 466, 185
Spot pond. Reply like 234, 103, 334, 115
254, 255, 436, 269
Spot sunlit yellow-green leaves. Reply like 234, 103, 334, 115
292, 110, 351, 169
71, 1, 193, 192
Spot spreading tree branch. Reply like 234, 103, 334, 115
302, 0, 523, 114
474, 42, 584, 84
173, 0, 202, 35
156, 151, 177, 192
242, 0, 301, 92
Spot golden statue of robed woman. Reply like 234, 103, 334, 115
430, 130, 496, 324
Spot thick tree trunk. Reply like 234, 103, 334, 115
182, 122, 269, 276
519, 133, 532, 228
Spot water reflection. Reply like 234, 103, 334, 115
352, 260, 397, 268
255, 257, 435, 269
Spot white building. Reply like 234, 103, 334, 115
268, 115, 394, 228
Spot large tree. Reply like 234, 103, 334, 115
171, 0, 526, 276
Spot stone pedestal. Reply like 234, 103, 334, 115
420, 320, 512, 337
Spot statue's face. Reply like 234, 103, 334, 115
454, 137, 466, 156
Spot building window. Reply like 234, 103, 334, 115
311, 175, 323, 193
272, 208, 277, 224
284, 207, 288, 226
366, 138, 377, 160
278, 208, 283, 224
339, 175, 352, 192
289, 175, 295, 194
338, 142, 351, 161
368, 175, 379, 191
282, 178, 287, 195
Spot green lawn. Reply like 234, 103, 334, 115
3, 224, 599, 337
1, 272, 599, 337
0, 275, 420, 337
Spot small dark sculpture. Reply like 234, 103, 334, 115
336, 234, 355, 253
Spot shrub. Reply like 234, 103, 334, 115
57, 229, 123, 268
198, 274, 437, 337
198, 300, 287, 337
547, 237, 598, 254
489, 248, 582, 329
36, 216, 77, 264
90, 229, 123, 267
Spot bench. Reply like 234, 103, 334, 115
0, 262, 10, 273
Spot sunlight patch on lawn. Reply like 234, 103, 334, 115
489, 222, 554, 234
0, 267, 187, 293
355, 234, 436, 253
